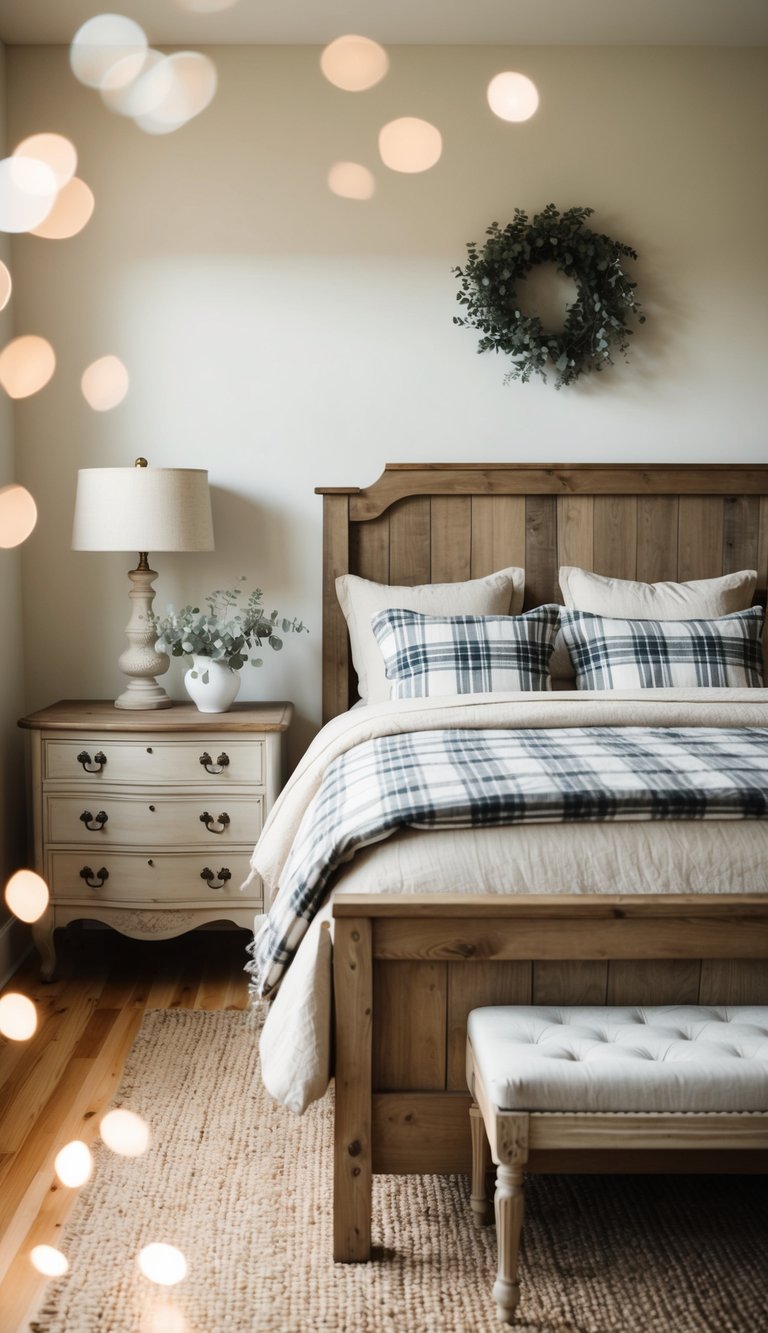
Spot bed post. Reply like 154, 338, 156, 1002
333, 914, 373, 1261
317, 488, 357, 723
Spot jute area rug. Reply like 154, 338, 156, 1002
31, 1010, 766, 1333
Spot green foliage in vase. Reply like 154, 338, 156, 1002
148, 578, 307, 677
453, 203, 645, 389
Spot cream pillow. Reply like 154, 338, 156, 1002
336, 567, 525, 704
556, 566, 760, 684
559, 566, 758, 618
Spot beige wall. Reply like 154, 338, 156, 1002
6, 44, 768, 761
1, 38, 29, 951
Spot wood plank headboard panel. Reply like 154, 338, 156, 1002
316, 464, 768, 722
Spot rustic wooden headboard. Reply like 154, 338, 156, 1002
316, 463, 768, 722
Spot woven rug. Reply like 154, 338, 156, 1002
31, 1009, 766, 1333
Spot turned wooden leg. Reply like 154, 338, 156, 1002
32, 911, 56, 982
493, 1162, 525, 1324
469, 1103, 492, 1227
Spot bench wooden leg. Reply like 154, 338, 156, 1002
493, 1162, 525, 1324
470, 1102, 493, 1227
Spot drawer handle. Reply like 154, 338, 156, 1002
80, 865, 109, 889
77, 750, 107, 773
200, 867, 232, 890
199, 811, 230, 834
79, 809, 108, 832
199, 751, 230, 775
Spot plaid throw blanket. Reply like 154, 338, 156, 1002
247, 726, 768, 997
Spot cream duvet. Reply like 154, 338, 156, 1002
245, 689, 768, 1112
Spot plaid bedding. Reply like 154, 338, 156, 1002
560, 606, 764, 690
247, 726, 768, 997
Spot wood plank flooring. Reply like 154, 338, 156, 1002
0, 924, 250, 1333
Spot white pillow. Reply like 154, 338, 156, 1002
336, 567, 525, 704
559, 566, 757, 618
555, 566, 759, 684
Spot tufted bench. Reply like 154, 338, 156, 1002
466, 1005, 768, 1324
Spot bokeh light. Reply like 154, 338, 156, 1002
31, 178, 95, 240
0, 485, 38, 549
175, 0, 237, 10
13, 133, 77, 188
0, 335, 56, 399
140, 1298, 189, 1333
0, 992, 38, 1041
30, 1246, 69, 1277
138, 1244, 188, 1287
0, 157, 57, 233
54, 1140, 94, 1188
378, 117, 442, 173
487, 71, 540, 122
133, 53, 218, 134
70, 14, 148, 91
327, 161, 375, 201
100, 1108, 151, 1156
0, 262, 11, 311
81, 355, 130, 410
320, 35, 389, 92
100, 49, 166, 117
4, 869, 49, 922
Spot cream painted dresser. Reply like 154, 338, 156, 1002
18, 700, 292, 979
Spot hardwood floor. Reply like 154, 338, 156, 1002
0, 924, 250, 1332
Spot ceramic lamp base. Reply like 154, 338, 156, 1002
115, 559, 172, 710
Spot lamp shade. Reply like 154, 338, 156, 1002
72, 467, 214, 552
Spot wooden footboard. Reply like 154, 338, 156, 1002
332, 892, 768, 1261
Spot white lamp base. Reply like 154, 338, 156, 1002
116, 559, 172, 710
115, 679, 173, 710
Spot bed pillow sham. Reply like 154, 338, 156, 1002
553, 566, 759, 682
371, 605, 560, 699
559, 606, 765, 690
336, 567, 525, 704
559, 566, 757, 618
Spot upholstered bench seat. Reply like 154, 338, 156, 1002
467, 1004, 768, 1114
466, 1004, 768, 1325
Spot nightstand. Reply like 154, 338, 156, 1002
18, 700, 293, 979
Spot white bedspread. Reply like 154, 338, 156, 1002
250, 689, 768, 1112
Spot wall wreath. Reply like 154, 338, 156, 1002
452, 203, 644, 389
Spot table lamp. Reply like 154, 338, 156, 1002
72, 459, 215, 709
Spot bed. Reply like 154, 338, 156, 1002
250, 463, 768, 1262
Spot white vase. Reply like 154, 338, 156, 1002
184, 657, 241, 713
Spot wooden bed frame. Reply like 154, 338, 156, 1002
315, 464, 768, 1261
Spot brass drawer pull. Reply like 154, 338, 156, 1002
77, 750, 107, 773
199, 811, 230, 834
199, 751, 230, 775
79, 809, 108, 831
200, 867, 232, 890
79, 865, 109, 889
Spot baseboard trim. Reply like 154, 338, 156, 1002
0, 915, 32, 989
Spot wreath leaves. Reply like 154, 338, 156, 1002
452, 204, 644, 389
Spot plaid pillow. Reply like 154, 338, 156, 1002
371, 605, 560, 698
559, 606, 765, 690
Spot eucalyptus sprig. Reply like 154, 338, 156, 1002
148, 577, 307, 675
453, 204, 645, 389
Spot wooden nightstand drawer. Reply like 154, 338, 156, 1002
42, 737, 265, 786
45, 793, 264, 847
48, 851, 260, 905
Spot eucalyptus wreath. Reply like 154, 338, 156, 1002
453, 204, 644, 389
